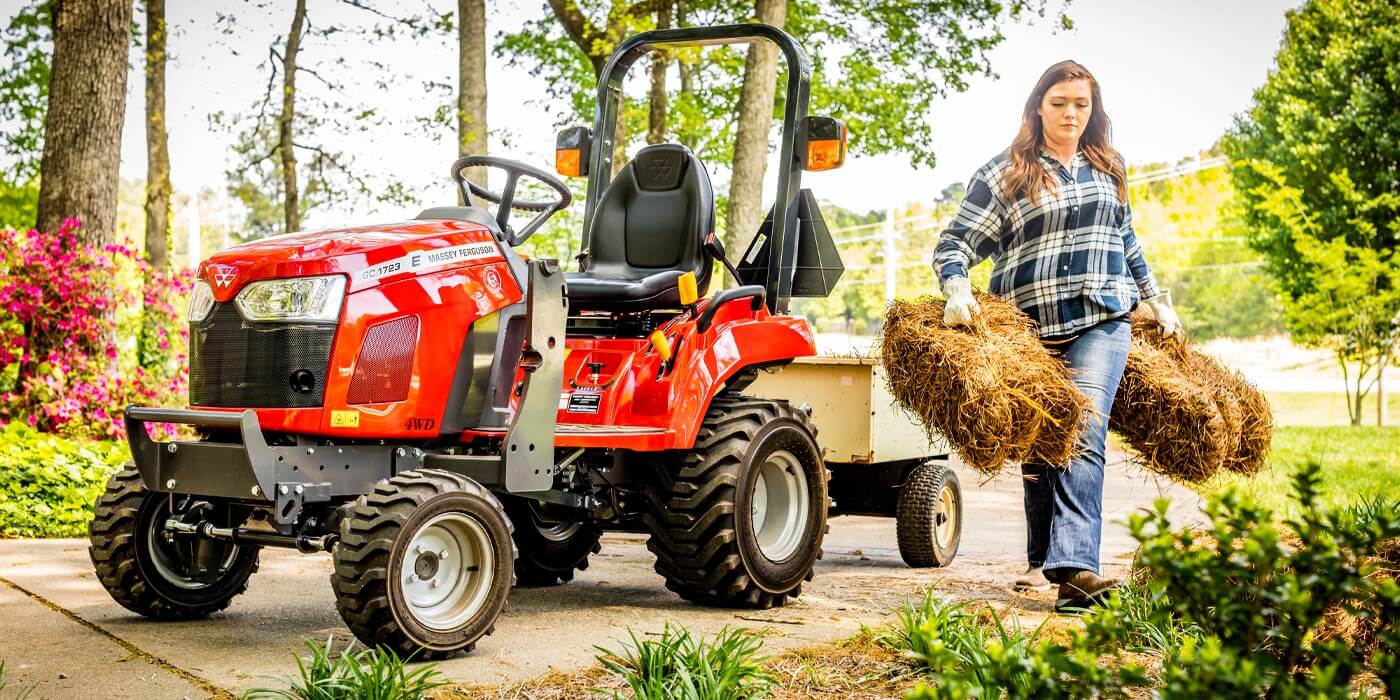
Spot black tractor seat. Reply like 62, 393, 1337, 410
566, 144, 714, 311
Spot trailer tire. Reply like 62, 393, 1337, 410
896, 461, 962, 568
88, 469, 260, 620
502, 496, 602, 586
645, 395, 828, 609
331, 469, 512, 659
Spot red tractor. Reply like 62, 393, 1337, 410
89, 24, 858, 657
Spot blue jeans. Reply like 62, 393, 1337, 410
1022, 315, 1130, 577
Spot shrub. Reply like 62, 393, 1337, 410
0, 422, 125, 538
243, 637, 446, 700
885, 463, 1399, 698
0, 220, 190, 439
594, 623, 775, 699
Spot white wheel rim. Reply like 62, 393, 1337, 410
400, 512, 494, 631
935, 481, 957, 550
751, 450, 809, 562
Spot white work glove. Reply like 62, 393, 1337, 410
1140, 290, 1184, 341
941, 276, 979, 327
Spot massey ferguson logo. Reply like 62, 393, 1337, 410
648, 159, 672, 179
210, 265, 238, 289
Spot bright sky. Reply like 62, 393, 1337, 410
3, 0, 1299, 226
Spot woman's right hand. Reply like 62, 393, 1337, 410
941, 276, 979, 327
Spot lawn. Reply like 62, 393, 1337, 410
1199, 425, 1400, 516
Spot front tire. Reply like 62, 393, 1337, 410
644, 396, 829, 609
331, 470, 512, 658
88, 469, 260, 619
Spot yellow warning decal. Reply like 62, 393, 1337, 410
330, 410, 360, 428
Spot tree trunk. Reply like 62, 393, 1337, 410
35, 0, 135, 245
646, 4, 671, 145
723, 0, 787, 280
458, 0, 488, 189
280, 0, 306, 233
144, 0, 171, 268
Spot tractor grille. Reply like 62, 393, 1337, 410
189, 303, 337, 408
347, 316, 418, 404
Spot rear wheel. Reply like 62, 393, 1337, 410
644, 396, 828, 608
502, 496, 602, 586
88, 469, 260, 619
331, 470, 512, 658
896, 461, 962, 568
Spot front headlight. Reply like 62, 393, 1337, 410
188, 280, 215, 323
235, 275, 346, 322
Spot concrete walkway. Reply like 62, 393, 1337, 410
0, 458, 1201, 699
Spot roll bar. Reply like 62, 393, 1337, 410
580, 23, 813, 314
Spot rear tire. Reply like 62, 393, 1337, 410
502, 496, 602, 586
644, 395, 828, 609
331, 469, 512, 659
88, 469, 260, 619
896, 461, 962, 568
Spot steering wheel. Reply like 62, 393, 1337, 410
451, 155, 572, 247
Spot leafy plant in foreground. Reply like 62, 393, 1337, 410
594, 622, 774, 699
243, 636, 445, 700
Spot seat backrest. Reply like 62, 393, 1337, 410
583, 143, 714, 294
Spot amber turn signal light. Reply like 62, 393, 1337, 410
556, 148, 582, 177
802, 115, 847, 172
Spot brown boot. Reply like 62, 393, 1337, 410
1013, 566, 1050, 591
1053, 569, 1119, 613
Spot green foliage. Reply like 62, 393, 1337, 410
1131, 465, 1400, 698
882, 464, 1400, 698
886, 594, 1148, 700
0, 178, 39, 230
0, 423, 125, 538
1225, 0, 1400, 420
498, 0, 1069, 175
0, 1, 50, 187
243, 637, 446, 700
594, 622, 775, 699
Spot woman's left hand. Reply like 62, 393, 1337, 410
1140, 292, 1184, 341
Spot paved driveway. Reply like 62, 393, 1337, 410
0, 458, 1201, 699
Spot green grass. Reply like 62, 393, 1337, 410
1265, 391, 1400, 426
1199, 425, 1400, 516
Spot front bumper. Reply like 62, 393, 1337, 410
124, 407, 417, 524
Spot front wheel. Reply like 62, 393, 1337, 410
88, 469, 260, 619
331, 470, 513, 658
644, 396, 829, 609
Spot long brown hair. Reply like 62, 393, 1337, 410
1002, 60, 1125, 205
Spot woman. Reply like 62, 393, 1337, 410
931, 60, 1182, 612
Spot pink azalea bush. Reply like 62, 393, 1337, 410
0, 219, 191, 440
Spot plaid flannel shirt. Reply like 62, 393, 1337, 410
932, 149, 1162, 338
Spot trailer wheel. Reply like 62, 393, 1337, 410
645, 396, 828, 609
502, 496, 602, 586
88, 469, 260, 619
331, 469, 512, 658
896, 461, 962, 568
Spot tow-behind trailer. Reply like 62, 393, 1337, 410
750, 356, 963, 567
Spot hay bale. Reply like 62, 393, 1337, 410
1123, 315, 1273, 477
1110, 335, 1230, 483
880, 294, 1089, 475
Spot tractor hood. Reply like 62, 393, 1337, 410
196, 218, 505, 302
